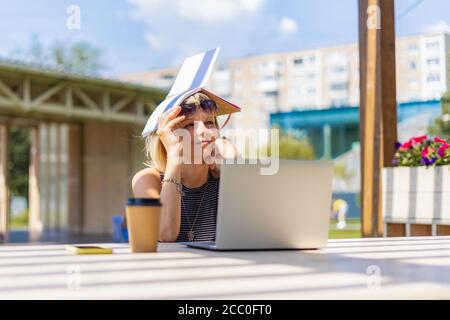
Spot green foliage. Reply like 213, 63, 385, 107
276, 134, 315, 160
9, 127, 30, 199
334, 162, 356, 181
10, 209, 29, 228
10, 34, 105, 75
429, 92, 450, 140
258, 127, 315, 160
328, 219, 361, 239
355, 192, 361, 209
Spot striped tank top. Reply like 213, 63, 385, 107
160, 170, 220, 242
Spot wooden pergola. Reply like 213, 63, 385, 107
358, 0, 398, 237
0, 60, 166, 241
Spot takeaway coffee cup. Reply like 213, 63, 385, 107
125, 198, 162, 253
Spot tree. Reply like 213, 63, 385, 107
429, 91, 450, 140
8, 127, 30, 199
429, 51, 450, 140
276, 134, 315, 160
258, 126, 315, 160
9, 34, 105, 75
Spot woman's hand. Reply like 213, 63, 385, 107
204, 137, 240, 171
156, 106, 186, 162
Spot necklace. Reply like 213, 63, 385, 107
181, 171, 210, 242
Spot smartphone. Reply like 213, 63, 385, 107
65, 245, 113, 255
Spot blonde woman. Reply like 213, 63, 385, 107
132, 93, 239, 243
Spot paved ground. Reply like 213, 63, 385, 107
1, 236, 450, 299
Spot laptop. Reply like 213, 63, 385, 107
183, 159, 333, 251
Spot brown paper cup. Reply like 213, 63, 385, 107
126, 198, 162, 253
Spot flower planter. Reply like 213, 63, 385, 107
382, 166, 450, 236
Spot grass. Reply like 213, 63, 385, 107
328, 218, 361, 239
9, 209, 28, 228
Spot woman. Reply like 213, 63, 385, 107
132, 93, 239, 242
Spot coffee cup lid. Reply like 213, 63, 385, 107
127, 198, 162, 206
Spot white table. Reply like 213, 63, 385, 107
1, 236, 450, 299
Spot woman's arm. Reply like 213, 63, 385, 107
132, 163, 182, 242
158, 160, 182, 242
132, 105, 188, 242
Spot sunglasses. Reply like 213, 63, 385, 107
180, 99, 218, 117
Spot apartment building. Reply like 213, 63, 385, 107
120, 31, 450, 132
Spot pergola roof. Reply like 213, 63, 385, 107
0, 59, 167, 95
0, 59, 167, 125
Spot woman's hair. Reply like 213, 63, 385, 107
144, 92, 220, 177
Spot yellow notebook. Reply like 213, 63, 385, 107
65, 245, 113, 255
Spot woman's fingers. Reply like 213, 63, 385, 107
165, 106, 182, 124
158, 106, 182, 127
167, 114, 186, 129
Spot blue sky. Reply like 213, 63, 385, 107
0, 0, 449, 76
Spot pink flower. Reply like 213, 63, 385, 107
438, 144, 450, 157
421, 146, 435, 157
400, 140, 413, 150
434, 136, 447, 144
412, 135, 427, 144
421, 147, 429, 157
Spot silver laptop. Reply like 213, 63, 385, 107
183, 159, 333, 251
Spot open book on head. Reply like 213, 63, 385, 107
141, 47, 241, 137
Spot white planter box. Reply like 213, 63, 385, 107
382, 166, 450, 227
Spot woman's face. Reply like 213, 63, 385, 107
178, 106, 219, 153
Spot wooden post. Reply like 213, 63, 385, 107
68, 123, 83, 234
0, 124, 9, 242
358, 0, 398, 237
28, 126, 42, 241
44, 123, 51, 229
55, 123, 61, 229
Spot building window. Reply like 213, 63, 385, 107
408, 61, 417, 70
330, 82, 349, 91
426, 57, 440, 65
308, 56, 316, 63
330, 99, 348, 107
426, 41, 439, 49
307, 88, 316, 95
261, 74, 277, 81
330, 66, 347, 73
408, 79, 419, 89
264, 90, 279, 97
293, 58, 304, 65
162, 74, 174, 80
427, 73, 440, 83
408, 44, 419, 52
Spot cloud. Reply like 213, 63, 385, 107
279, 17, 298, 36
423, 20, 450, 34
126, 0, 291, 68
129, 0, 264, 24
145, 34, 161, 50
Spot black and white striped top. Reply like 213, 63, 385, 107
160, 170, 220, 242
